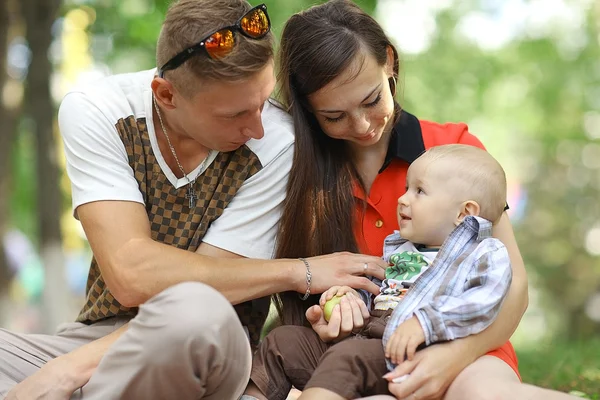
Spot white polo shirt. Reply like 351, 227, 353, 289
58, 69, 294, 260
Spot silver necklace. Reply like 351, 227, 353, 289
153, 95, 212, 209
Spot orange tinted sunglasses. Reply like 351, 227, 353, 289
158, 4, 270, 77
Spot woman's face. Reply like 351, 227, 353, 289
307, 49, 395, 148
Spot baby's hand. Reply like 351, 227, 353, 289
319, 285, 359, 307
384, 316, 425, 365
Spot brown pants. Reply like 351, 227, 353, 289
0, 282, 252, 400
250, 326, 390, 400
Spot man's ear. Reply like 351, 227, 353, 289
151, 77, 177, 110
455, 200, 480, 225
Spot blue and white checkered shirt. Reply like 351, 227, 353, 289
379, 215, 512, 370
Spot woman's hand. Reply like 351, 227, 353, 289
306, 290, 370, 342
6, 356, 82, 400
384, 340, 475, 400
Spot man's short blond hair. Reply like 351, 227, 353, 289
422, 144, 507, 223
156, 0, 274, 96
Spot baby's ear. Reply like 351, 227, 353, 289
455, 200, 480, 225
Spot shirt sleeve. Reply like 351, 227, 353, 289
413, 239, 513, 345
201, 142, 294, 259
58, 92, 144, 218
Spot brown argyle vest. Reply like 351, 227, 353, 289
76, 115, 270, 347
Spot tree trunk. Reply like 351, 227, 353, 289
0, 0, 20, 327
23, 0, 69, 333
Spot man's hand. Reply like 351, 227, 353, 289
6, 323, 128, 400
385, 316, 425, 365
6, 357, 80, 400
306, 290, 370, 343
301, 252, 387, 296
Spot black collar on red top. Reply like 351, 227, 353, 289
380, 112, 511, 212
380, 109, 425, 173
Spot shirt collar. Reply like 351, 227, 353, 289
462, 215, 493, 241
380, 109, 426, 172
384, 215, 492, 256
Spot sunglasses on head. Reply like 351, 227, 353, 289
158, 3, 271, 77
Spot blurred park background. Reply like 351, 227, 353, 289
0, 0, 598, 396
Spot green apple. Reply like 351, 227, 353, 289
323, 295, 344, 322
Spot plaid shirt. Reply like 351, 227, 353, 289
380, 215, 512, 366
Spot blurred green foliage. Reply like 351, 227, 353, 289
86, 0, 376, 71
399, 3, 600, 340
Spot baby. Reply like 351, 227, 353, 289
244, 144, 512, 400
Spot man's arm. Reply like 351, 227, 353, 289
79, 200, 292, 307
64, 323, 129, 389
10, 242, 248, 397
8, 239, 273, 397
6, 324, 129, 398
79, 200, 386, 307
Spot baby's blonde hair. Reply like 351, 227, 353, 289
420, 144, 507, 223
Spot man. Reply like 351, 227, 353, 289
0, 1, 385, 399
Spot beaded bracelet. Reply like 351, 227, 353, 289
298, 258, 312, 300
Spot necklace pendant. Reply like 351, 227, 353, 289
185, 185, 198, 208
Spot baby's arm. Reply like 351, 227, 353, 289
385, 316, 425, 365
414, 240, 513, 346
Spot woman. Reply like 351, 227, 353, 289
269, 1, 576, 399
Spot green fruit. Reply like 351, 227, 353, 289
323, 295, 344, 322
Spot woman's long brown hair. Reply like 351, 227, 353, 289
274, 0, 400, 326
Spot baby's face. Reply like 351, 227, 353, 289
397, 157, 463, 247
